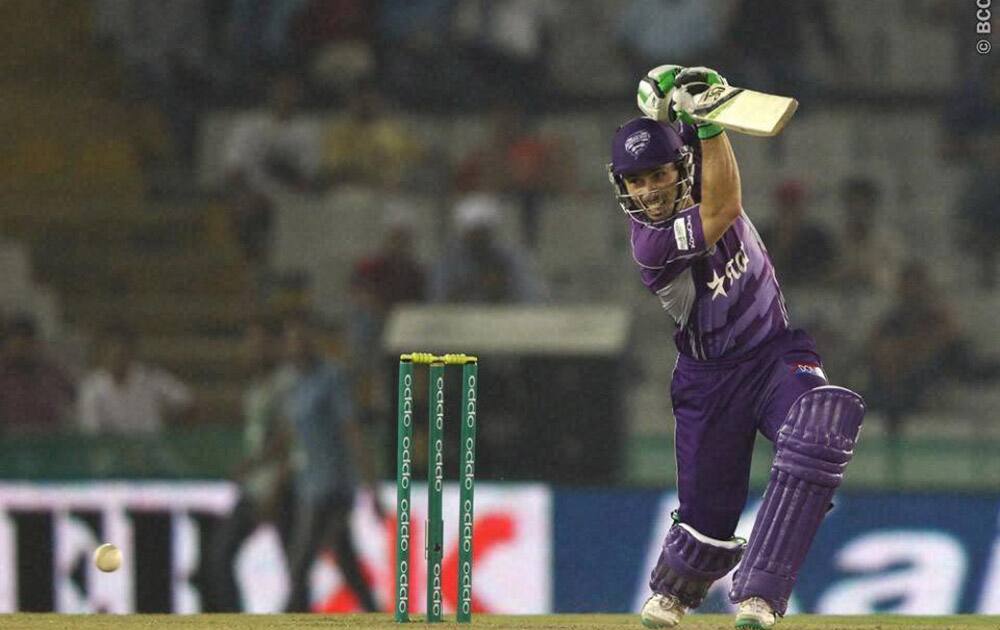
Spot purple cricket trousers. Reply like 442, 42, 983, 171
670, 328, 827, 541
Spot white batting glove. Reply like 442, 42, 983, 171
669, 67, 729, 139
636, 64, 684, 121
670, 66, 728, 117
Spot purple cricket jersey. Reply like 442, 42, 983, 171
630, 207, 789, 360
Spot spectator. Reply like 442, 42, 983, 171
78, 325, 195, 435
324, 83, 424, 189
939, 31, 1000, 162
834, 177, 903, 292
281, 315, 383, 613
223, 73, 323, 270
376, 0, 461, 109
954, 126, 1000, 289
224, 0, 311, 71
428, 193, 548, 303
452, 0, 559, 106
0, 315, 75, 436
455, 104, 570, 249
759, 180, 836, 288
616, 0, 730, 71
349, 206, 426, 320
724, 0, 845, 102
94, 0, 212, 164
863, 263, 945, 483
293, 0, 374, 94
210, 319, 296, 612
348, 205, 426, 425
865, 263, 1000, 448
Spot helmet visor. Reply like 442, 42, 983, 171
608, 150, 694, 225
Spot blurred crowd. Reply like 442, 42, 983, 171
2, 0, 999, 484
0, 307, 385, 610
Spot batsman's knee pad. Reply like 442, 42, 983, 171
772, 385, 865, 488
731, 385, 864, 615
650, 517, 745, 609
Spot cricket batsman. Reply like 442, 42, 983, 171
609, 66, 865, 629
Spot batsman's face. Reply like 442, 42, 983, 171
624, 164, 680, 222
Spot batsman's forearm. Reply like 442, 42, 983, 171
699, 132, 742, 217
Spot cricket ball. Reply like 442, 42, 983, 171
93, 543, 121, 573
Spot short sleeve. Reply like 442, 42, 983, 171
630, 206, 708, 270
631, 206, 709, 293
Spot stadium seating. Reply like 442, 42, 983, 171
0, 1, 253, 426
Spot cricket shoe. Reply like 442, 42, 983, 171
640, 593, 686, 628
735, 597, 777, 629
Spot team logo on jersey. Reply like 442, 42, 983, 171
625, 130, 651, 157
706, 241, 750, 299
673, 217, 689, 250
793, 363, 827, 380
673, 216, 696, 251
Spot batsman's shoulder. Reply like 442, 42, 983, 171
629, 221, 667, 270
630, 213, 697, 269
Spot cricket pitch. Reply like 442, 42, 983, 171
2, 614, 999, 629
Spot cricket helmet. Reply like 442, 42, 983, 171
608, 117, 694, 225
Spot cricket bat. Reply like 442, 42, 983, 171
684, 84, 798, 137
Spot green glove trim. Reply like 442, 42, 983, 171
697, 123, 724, 140
655, 69, 680, 94
678, 110, 723, 138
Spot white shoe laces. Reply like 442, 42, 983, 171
655, 594, 682, 611
740, 597, 774, 618
641, 594, 686, 628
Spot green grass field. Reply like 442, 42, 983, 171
2, 615, 999, 630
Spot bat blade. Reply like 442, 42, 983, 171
688, 85, 798, 137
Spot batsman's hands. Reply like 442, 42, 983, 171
670, 66, 728, 139
636, 64, 684, 121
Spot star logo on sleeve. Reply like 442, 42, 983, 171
707, 269, 728, 299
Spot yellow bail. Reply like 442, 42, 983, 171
401, 352, 478, 365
